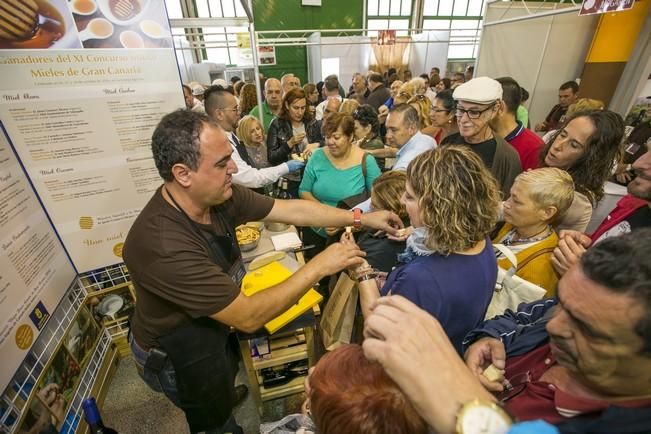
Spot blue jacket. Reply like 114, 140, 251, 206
462, 299, 651, 434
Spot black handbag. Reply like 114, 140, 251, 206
336, 153, 370, 209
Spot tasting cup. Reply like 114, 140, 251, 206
119, 30, 144, 48
70, 0, 98, 16
79, 18, 114, 41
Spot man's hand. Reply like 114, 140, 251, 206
310, 241, 366, 276
534, 122, 547, 132
361, 210, 404, 237
363, 296, 496, 433
551, 230, 591, 276
463, 337, 507, 392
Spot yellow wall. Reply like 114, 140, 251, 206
585, 0, 650, 63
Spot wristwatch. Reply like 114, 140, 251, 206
456, 400, 512, 434
352, 208, 363, 230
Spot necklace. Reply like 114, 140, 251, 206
502, 225, 551, 246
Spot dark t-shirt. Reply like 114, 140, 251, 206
124, 185, 274, 349
380, 238, 497, 353
441, 132, 497, 168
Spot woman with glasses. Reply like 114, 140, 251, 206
267, 87, 322, 197
539, 110, 624, 232
352, 104, 385, 170
429, 89, 458, 144
344, 147, 500, 353
303, 82, 319, 118
441, 77, 522, 199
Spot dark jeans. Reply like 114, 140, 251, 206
129, 335, 242, 434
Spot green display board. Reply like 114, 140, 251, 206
252, 0, 363, 83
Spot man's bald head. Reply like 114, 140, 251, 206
325, 97, 342, 116
264, 78, 282, 109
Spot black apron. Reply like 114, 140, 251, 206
158, 188, 246, 433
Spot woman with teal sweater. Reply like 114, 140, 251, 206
299, 112, 380, 258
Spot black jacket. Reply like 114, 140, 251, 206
266, 118, 322, 165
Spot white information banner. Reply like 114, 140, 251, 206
0, 129, 76, 390
0, 0, 184, 272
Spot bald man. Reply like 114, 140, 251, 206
250, 78, 282, 131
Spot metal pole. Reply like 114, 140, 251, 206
482, 4, 581, 27
529, 12, 555, 120
242, 0, 265, 129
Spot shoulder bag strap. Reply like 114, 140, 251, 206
493, 243, 518, 269
361, 152, 368, 193
517, 247, 555, 271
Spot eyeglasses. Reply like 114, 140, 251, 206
220, 105, 240, 112
497, 371, 531, 403
455, 104, 495, 119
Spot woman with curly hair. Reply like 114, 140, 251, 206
345, 146, 500, 353
539, 109, 624, 231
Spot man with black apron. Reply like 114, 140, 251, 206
124, 109, 402, 433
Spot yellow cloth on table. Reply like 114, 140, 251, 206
241, 261, 322, 333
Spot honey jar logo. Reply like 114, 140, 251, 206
113, 242, 124, 258
79, 216, 94, 229
15, 325, 33, 350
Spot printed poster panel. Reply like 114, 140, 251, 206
579, 0, 635, 15
0, 0, 184, 272
0, 129, 76, 391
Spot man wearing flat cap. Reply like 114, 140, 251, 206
441, 76, 522, 199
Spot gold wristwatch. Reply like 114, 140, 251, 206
456, 399, 512, 434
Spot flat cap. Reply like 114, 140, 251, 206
191, 84, 204, 96
453, 76, 502, 104
212, 78, 228, 88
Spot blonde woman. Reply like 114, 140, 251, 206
339, 99, 360, 115
345, 146, 500, 353
494, 168, 575, 295
237, 115, 269, 169
408, 94, 437, 140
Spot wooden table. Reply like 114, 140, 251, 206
237, 224, 317, 415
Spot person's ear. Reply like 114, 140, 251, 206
540, 205, 558, 223
171, 163, 193, 188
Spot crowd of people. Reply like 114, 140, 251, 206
127, 66, 651, 434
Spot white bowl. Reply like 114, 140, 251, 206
119, 30, 144, 48
96, 0, 150, 26
69, 0, 98, 16
139, 19, 168, 39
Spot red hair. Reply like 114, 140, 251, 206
309, 344, 427, 434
